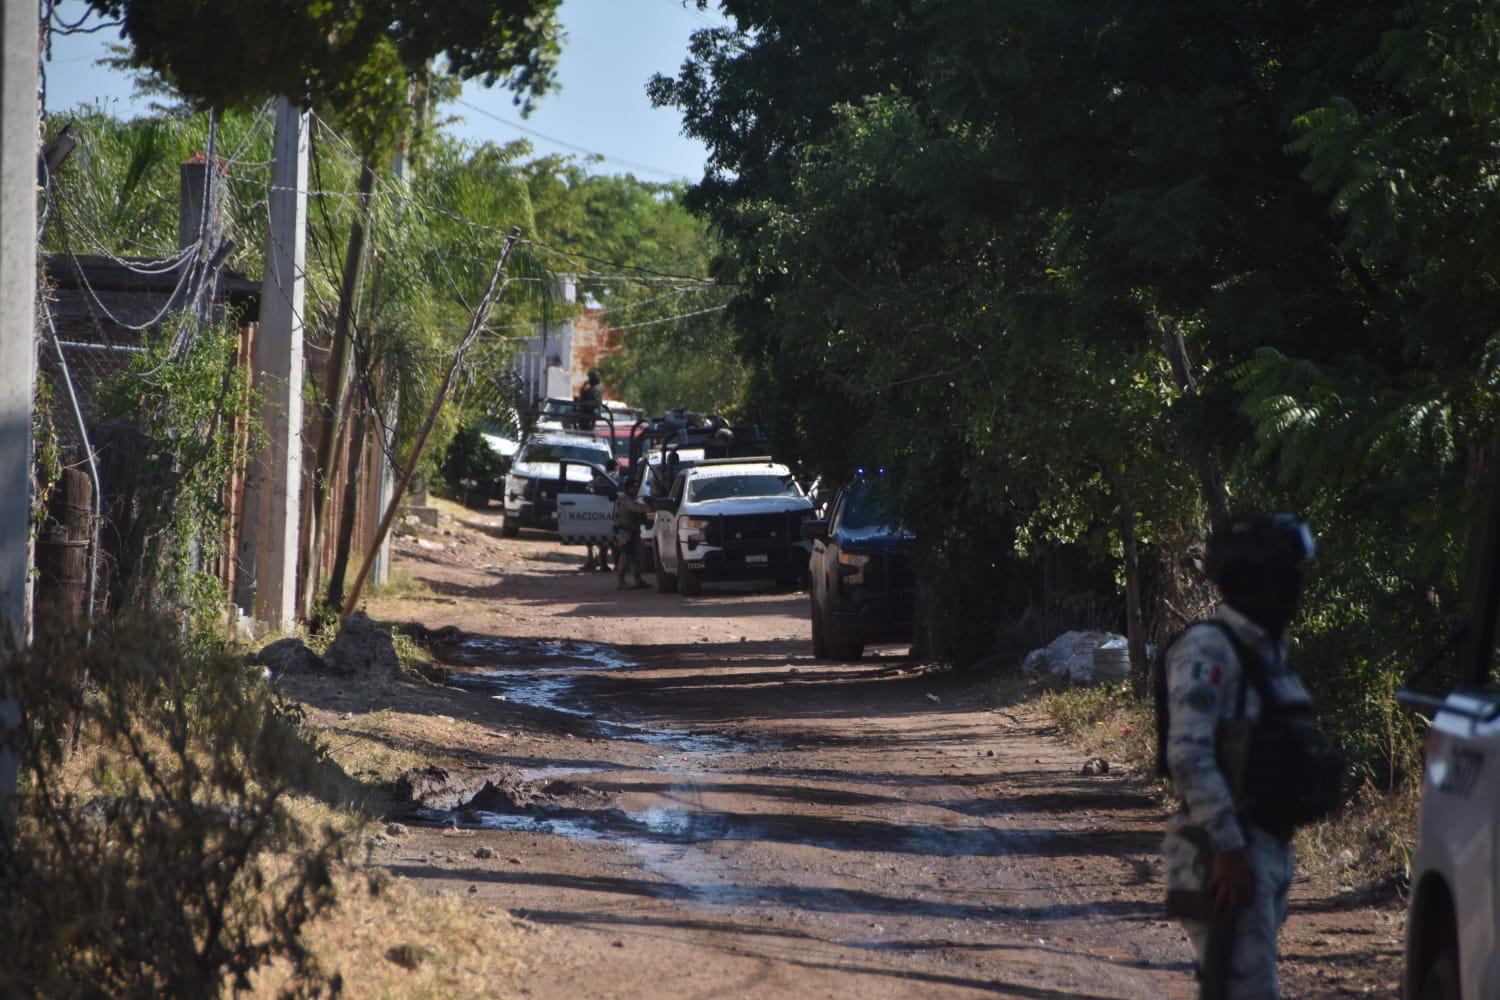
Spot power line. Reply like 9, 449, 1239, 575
526, 236, 721, 285
609, 303, 726, 331
659, 0, 719, 29
451, 98, 691, 181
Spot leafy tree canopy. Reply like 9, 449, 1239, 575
86, 0, 562, 149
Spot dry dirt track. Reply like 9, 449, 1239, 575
346, 501, 1402, 999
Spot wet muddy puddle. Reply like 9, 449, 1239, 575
425, 632, 1016, 936
443, 635, 742, 752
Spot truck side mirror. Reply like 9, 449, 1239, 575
801, 519, 829, 541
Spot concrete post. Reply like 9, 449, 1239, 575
239, 98, 307, 630
0, 0, 37, 828
368, 146, 408, 588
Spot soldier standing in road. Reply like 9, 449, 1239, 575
614, 468, 650, 590
1159, 514, 1341, 1000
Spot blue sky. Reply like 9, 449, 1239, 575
43, 0, 725, 182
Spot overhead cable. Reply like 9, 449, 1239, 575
452, 98, 691, 181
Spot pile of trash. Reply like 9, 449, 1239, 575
1021, 631, 1131, 686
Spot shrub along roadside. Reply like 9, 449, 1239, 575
0, 616, 348, 997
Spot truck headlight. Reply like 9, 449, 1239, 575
683, 517, 711, 532
838, 551, 870, 585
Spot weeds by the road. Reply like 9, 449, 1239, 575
1026, 680, 1416, 893
252, 857, 537, 999
0, 616, 347, 996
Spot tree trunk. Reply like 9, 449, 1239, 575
1159, 315, 1230, 523
301, 160, 376, 617
325, 399, 369, 610
1107, 462, 1149, 678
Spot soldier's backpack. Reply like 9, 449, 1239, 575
1154, 620, 1345, 836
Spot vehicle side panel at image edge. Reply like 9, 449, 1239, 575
1405, 696, 1500, 1000
1402, 426, 1500, 1000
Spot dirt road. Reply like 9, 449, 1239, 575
332, 502, 1401, 998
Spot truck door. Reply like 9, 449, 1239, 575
655, 472, 688, 571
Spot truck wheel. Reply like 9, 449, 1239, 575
641, 543, 655, 574
811, 591, 829, 659
1419, 946, 1460, 1000
500, 515, 520, 538
678, 546, 702, 597
823, 601, 864, 661
655, 557, 677, 593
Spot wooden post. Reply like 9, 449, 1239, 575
239, 98, 308, 631
0, 0, 37, 832
34, 470, 91, 631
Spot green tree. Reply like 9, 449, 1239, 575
653, 0, 1500, 797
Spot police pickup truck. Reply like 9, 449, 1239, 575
500, 432, 614, 537
650, 458, 814, 597
1399, 434, 1500, 1000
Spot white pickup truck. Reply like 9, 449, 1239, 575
649, 458, 814, 597
500, 433, 614, 538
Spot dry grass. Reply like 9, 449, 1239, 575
251, 795, 538, 999
1030, 681, 1163, 781
1294, 780, 1419, 891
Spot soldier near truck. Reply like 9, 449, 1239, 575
613, 467, 650, 590
1157, 514, 1343, 999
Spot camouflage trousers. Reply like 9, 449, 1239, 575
1162, 817, 1295, 999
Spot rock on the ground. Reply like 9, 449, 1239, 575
396, 764, 502, 811
1081, 757, 1111, 776
385, 943, 431, 969
385, 822, 410, 837
467, 778, 545, 814
474, 846, 497, 860
324, 611, 402, 680
253, 637, 325, 676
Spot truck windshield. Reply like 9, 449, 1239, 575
689, 474, 801, 502
841, 480, 900, 530
524, 443, 610, 464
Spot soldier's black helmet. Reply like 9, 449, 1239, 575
1204, 514, 1316, 587
587, 369, 601, 385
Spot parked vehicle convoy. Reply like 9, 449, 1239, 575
650, 458, 815, 597
804, 475, 916, 660
501, 432, 615, 537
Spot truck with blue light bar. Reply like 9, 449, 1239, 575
801, 469, 916, 660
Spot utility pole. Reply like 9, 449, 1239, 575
368, 144, 407, 590
239, 98, 308, 631
0, 0, 37, 833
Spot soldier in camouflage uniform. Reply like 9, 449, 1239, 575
1161, 514, 1317, 999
